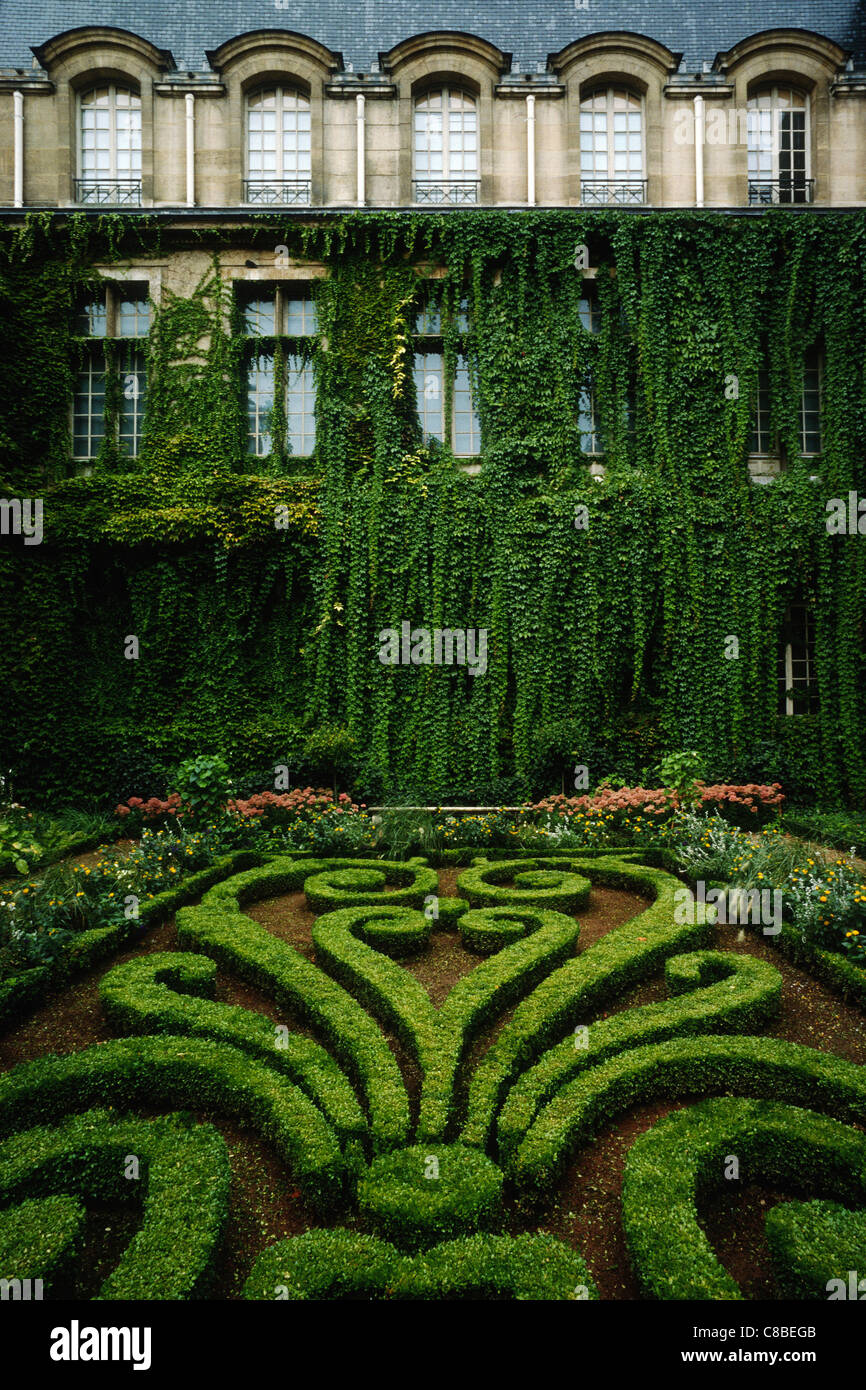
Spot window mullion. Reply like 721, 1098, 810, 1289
276, 89, 283, 182
785, 638, 794, 717
606, 90, 612, 181
109, 84, 117, 182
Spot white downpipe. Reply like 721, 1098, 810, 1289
356, 92, 366, 205
694, 94, 705, 208
526, 93, 536, 205
185, 93, 195, 207
13, 90, 24, 208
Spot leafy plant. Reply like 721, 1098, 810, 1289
171, 756, 232, 825
659, 751, 706, 807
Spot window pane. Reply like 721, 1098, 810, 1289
241, 291, 277, 336
118, 345, 146, 456
286, 355, 315, 455
117, 291, 150, 338
414, 89, 477, 188
75, 294, 108, 337
247, 353, 275, 455
578, 294, 600, 334
578, 377, 602, 454
452, 355, 480, 455
749, 368, 772, 454
72, 345, 106, 458
414, 351, 444, 441
285, 292, 317, 336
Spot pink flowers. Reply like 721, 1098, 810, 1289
114, 793, 181, 825
530, 782, 784, 826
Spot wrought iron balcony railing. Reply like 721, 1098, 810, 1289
74, 179, 142, 207
578, 179, 647, 205
580, 180, 648, 206
413, 179, 480, 205
748, 178, 814, 206
243, 180, 312, 206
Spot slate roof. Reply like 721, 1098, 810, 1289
0, 0, 863, 73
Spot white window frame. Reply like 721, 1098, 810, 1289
747, 87, 811, 203
749, 348, 822, 461
77, 84, 142, 203
245, 87, 312, 205
413, 87, 479, 204
239, 283, 318, 457
780, 603, 817, 716
579, 87, 646, 204
71, 280, 150, 462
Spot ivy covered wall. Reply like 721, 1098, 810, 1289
0, 209, 864, 806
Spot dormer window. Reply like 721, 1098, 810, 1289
245, 88, 312, 205
413, 89, 479, 204
77, 86, 141, 205
579, 88, 646, 205
747, 87, 812, 204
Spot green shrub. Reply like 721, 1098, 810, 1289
178, 860, 411, 1152
98, 953, 366, 1148
0, 1195, 85, 1290
460, 858, 712, 1148
765, 1199, 866, 1300
311, 901, 580, 1143
357, 1144, 503, 1250
0, 1109, 231, 1299
0, 1035, 348, 1210
457, 858, 592, 914
171, 755, 232, 823
302, 860, 438, 914
511, 1034, 866, 1194
496, 950, 781, 1163
622, 1097, 866, 1300
430, 896, 468, 926
242, 1228, 598, 1300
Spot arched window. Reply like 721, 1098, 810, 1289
413, 88, 478, 204
579, 88, 645, 204
245, 87, 311, 204
747, 87, 811, 204
78, 85, 141, 205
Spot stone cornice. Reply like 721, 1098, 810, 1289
380, 32, 510, 79
205, 31, 342, 77
714, 29, 847, 75
32, 27, 174, 74
549, 32, 681, 78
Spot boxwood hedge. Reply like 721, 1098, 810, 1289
242, 1228, 598, 1301
0, 1108, 231, 1299
622, 1097, 866, 1300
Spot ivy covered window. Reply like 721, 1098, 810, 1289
577, 383, 603, 456
72, 283, 149, 460
574, 284, 636, 457
413, 89, 479, 204
412, 292, 479, 455
245, 88, 312, 205
778, 602, 819, 716
77, 86, 142, 206
747, 87, 811, 205
748, 348, 822, 460
579, 89, 645, 205
239, 285, 317, 457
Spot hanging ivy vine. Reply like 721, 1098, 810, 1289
0, 209, 863, 807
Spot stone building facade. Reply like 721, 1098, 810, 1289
0, 19, 864, 211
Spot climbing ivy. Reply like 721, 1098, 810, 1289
0, 209, 864, 807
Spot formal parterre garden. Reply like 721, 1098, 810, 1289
1, 757, 865, 1302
